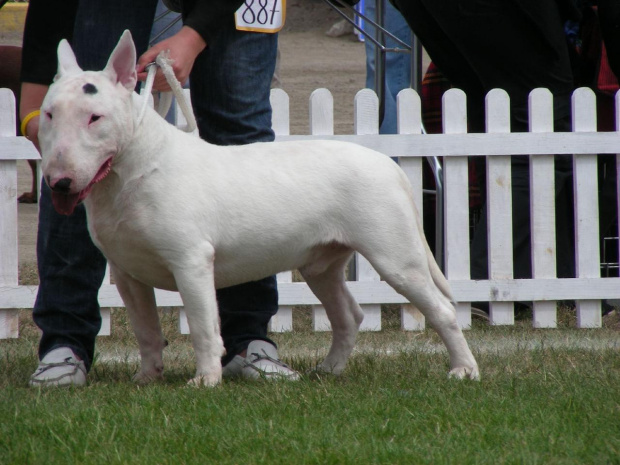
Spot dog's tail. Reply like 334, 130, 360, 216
425, 237, 454, 302
414, 203, 454, 303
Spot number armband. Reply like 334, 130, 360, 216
235, 0, 286, 33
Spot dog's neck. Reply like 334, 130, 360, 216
85, 96, 175, 207
120, 94, 175, 163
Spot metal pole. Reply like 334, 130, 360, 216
410, 34, 423, 92
374, 0, 386, 128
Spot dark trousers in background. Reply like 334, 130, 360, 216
390, 0, 577, 280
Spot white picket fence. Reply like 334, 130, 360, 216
0, 88, 40, 339
1, 86, 619, 339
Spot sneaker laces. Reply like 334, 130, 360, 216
244, 349, 294, 374
30, 357, 84, 383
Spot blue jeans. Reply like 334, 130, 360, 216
34, 0, 158, 371
34, 0, 279, 369
364, 0, 412, 134
189, 26, 279, 365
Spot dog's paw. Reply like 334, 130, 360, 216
133, 370, 164, 385
187, 373, 221, 388
304, 365, 335, 380
448, 366, 480, 381
315, 361, 346, 376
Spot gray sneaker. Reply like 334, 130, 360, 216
29, 347, 87, 387
222, 340, 299, 381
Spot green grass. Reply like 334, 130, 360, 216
1, 308, 619, 465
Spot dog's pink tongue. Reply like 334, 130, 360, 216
51, 192, 80, 216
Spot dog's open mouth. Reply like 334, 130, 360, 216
51, 156, 114, 215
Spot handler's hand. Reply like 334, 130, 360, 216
136, 26, 206, 91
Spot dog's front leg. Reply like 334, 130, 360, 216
111, 263, 166, 383
172, 244, 224, 387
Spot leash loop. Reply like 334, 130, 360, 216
137, 52, 197, 133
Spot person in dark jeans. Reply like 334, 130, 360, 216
22, 0, 297, 386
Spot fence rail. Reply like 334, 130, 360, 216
1, 86, 618, 338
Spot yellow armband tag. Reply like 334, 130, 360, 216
235, 0, 286, 33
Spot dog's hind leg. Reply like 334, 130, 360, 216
111, 263, 166, 383
361, 245, 479, 380
413, 291, 479, 380
172, 244, 225, 387
300, 245, 362, 375
384, 268, 478, 379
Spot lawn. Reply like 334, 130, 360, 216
1, 307, 619, 465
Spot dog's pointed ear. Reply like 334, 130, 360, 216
55, 39, 83, 81
103, 30, 137, 92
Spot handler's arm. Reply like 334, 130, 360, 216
181, 0, 245, 46
136, 0, 245, 91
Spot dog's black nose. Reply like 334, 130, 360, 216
52, 177, 72, 194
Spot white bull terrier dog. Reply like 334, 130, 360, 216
39, 31, 479, 386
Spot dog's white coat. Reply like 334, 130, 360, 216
39, 31, 479, 386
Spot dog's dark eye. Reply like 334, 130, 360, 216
46, 112, 52, 120
89, 114, 102, 124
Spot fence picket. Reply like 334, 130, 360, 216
99, 265, 112, 336
529, 88, 558, 327
485, 89, 515, 325
270, 88, 290, 136
270, 272, 293, 332
0, 89, 19, 338
442, 89, 472, 329
572, 88, 602, 327
309, 88, 334, 135
269, 88, 294, 332
354, 88, 380, 136
351, 89, 381, 331
396, 88, 425, 331
305, 89, 336, 331
396, 89, 423, 213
